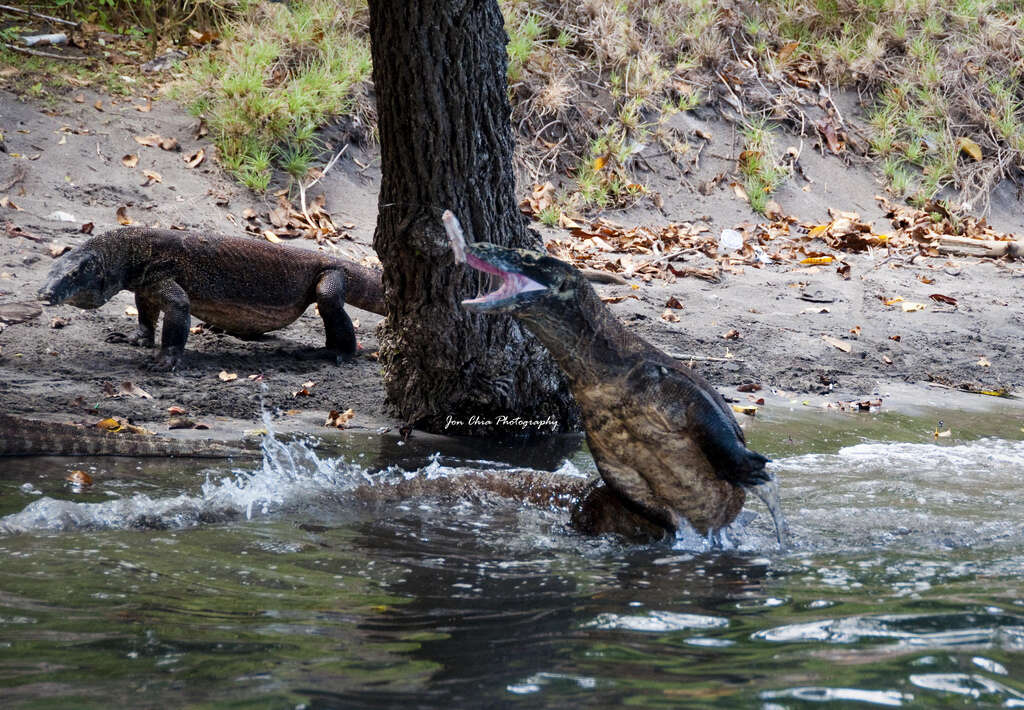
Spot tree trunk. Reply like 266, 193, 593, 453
367, 0, 579, 435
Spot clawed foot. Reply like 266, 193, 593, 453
105, 329, 154, 347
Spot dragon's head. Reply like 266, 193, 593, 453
38, 247, 119, 309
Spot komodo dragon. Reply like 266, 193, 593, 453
0, 414, 256, 458
443, 211, 788, 545
38, 227, 385, 369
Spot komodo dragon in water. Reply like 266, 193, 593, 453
443, 211, 788, 546
0, 414, 256, 458
38, 227, 385, 369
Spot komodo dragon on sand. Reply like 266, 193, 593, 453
38, 227, 386, 369
443, 211, 788, 547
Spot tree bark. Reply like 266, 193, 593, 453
367, 0, 579, 435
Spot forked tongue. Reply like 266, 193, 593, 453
746, 474, 790, 550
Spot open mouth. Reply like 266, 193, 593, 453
443, 210, 548, 309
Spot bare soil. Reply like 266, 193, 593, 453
1, 88, 1022, 444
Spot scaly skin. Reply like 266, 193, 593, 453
445, 215, 772, 539
0, 414, 255, 458
38, 228, 385, 369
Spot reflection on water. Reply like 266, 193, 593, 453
0, 404, 1022, 708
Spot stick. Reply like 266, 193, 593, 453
3, 42, 82, 60
0, 4, 79, 27
299, 144, 348, 224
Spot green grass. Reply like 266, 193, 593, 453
173, 0, 370, 192
738, 120, 790, 214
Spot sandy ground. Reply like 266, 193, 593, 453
1, 87, 1022, 445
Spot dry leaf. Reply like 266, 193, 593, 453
66, 470, 93, 486
849, 325, 862, 337
293, 380, 316, 397
96, 417, 122, 432
104, 381, 153, 399
901, 302, 926, 312
800, 256, 833, 265
135, 98, 152, 113
167, 405, 187, 415
134, 134, 162, 147
116, 205, 132, 225
218, 371, 238, 382
660, 309, 680, 323
141, 169, 162, 186
167, 417, 196, 429
121, 153, 139, 168
977, 356, 991, 367
929, 293, 957, 306
124, 306, 138, 317
49, 243, 71, 258
731, 404, 757, 416
264, 230, 282, 244
822, 335, 852, 353
93, 100, 103, 111
325, 408, 356, 428
665, 296, 685, 309
721, 329, 741, 340
957, 136, 982, 162
50, 316, 68, 329
737, 383, 761, 392
159, 136, 179, 152
184, 147, 205, 168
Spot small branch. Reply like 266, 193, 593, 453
3, 42, 82, 60
298, 144, 348, 222
0, 4, 79, 27
665, 351, 744, 363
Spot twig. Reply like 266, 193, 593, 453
3, 43, 82, 60
299, 144, 348, 222
0, 4, 79, 27
665, 351, 744, 363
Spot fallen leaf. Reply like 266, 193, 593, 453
721, 328, 741, 340
116, 205, 132, 225
737, 383, 762, 392
167, 405, 187, 415
800, 255, 833, 265
957, 136, 982, 162
141, 169, 162, 187
901, 302, 926, 312
167, 417, 196, 429
49, 243, 71, 258
849, 325, 861, 336
264, 230, 282, 244
293, 380, 316, 397
159, 136, 179, 152
665, 296, 685, 309
103, 381, 153, 399
135, 98, 152, 113
731, 182, 749, 202
96, 417, 122, 432
883, 297, 904, 306
93, 99, 103, 111
890, 335, 902, 342
81, 222, 94, 234
325, 408, 356, 428
977, 356, 991, 367
928, 293, 957, 306
218, 371, 238, 382
731, 404, 757, 416
124, 306, 138, 317
184, 147, 205, 168
660, 309, 680, 323
66, 470, 93, 486
822, 335, 852, 353
134, 134, 162, 147
121, 153, 138, 168
50, 316, 68, 329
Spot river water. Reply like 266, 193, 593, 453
0, 398, 1022, 708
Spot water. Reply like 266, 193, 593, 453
0, 401, 1023, 708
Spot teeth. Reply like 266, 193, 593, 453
464, 271, 546, 305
